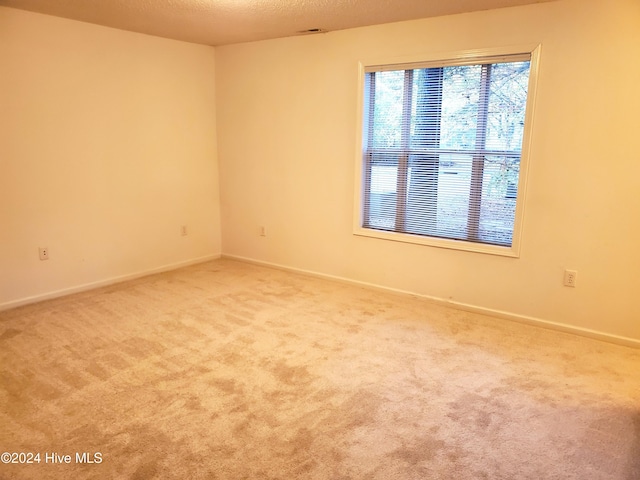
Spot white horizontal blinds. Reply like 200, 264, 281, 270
362, 55, 531, 246
405, 67, 443, 237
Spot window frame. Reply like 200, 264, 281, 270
353, 45, 541, 257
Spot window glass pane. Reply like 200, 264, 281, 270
371, 71, 405, 149
478, 155, 519, 245
485, 62, 530, 151
410, 68, 446, 149
366, 164, 397, 229
437, 155, 472, 239
438, 65, 481, 150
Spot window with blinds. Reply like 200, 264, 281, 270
356, 49, 538, 255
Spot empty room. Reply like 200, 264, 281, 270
1, 0, 639, 478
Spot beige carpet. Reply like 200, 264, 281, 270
1, 259, 639, 479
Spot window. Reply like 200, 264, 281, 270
354, 48, 539, 256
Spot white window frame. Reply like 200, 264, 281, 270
353, 45, 541, 257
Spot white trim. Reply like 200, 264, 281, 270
511, 44, 541, 257
353, 60, 368, 237
0, 254, 221, 312
222, 254, 640, 350
352, 228, 519, 257
359, 44, 542, 72
365, 52, 532, 72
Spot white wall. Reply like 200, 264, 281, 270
0, 8, 221, 308
216, 0, 640, 343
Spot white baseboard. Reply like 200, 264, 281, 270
222, 254, 640, 350
0, 254, 221, 312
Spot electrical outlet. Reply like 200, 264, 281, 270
563, 269, 577, 287
39, 247, 49, 261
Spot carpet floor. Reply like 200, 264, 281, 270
1, 259, 639, 479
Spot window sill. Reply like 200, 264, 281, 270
353, 226, 520, 257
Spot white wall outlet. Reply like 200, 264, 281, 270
39, 247, 49, 261
563, 269, 577, 287
181, 225, 188, 236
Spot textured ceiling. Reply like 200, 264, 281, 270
0, 0, 556, 46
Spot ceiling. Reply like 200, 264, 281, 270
0, 0, 556, 46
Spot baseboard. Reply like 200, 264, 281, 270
0, 254, 221, 312
222, 254, 640, 350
